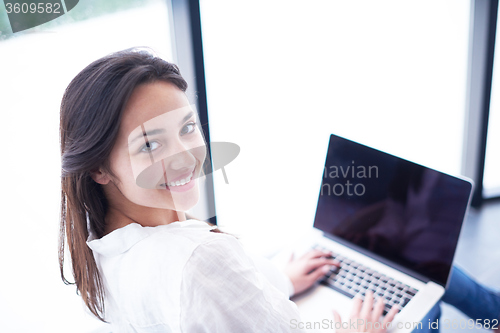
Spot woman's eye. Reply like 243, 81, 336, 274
180, 122, 196, 136
140, 141, 160, 153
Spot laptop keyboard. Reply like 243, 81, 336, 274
313, 244, 419, 315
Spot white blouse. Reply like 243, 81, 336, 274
86, 220, 306, 332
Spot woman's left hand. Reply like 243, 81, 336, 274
283, 249, 340, 296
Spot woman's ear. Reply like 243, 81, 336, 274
90, 168, 111, 185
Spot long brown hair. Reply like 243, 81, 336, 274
59, 48, 188, 321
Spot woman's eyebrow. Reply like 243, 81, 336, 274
180, 111, 194, 125
129, 111, 194, 145
129, 128, 165, 145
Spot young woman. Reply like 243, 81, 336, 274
58, 47, 406, 332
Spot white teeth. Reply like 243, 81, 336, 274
163, 172, 193, 187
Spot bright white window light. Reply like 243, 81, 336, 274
200, 0, 471, 255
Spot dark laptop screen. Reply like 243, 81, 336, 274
313, 135, 472, 286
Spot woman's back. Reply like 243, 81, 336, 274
87, 220, 304, 332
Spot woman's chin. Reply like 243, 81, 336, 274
164, 183, 200, 211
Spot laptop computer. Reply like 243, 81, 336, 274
287, 134, 473, 332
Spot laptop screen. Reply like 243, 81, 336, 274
313, 135, 472, 286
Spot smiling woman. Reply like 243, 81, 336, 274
59, 48, 191, 318
95, 83, 208, 222
58, 47, 396, 332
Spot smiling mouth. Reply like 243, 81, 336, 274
159, 170, 195, 188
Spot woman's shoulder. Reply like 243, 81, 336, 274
129, 220, 241, 271
104, 220, 227, 267
88, 219, 226, 257
180, 228, 255, 280
148, 220, 242, 266
94, 219, 236, 292
145, 219, 233, 250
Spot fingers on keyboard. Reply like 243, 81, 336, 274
313, 244, 417, 315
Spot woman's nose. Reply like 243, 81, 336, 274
164, 144, 197, 172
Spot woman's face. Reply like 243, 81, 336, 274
106, 81, 206, 212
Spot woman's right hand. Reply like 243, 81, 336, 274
284, 249, 340, 296
333, 291, 399, 333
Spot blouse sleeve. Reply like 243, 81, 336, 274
179, 235, 307, 333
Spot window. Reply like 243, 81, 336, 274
0, 1, 172, 331
199, 0, 471, 254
